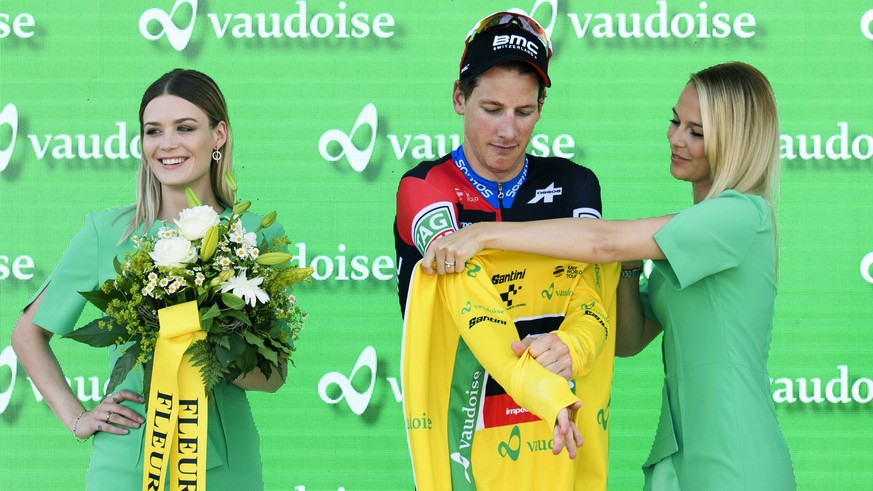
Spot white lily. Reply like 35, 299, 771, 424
220, 269, 270, 307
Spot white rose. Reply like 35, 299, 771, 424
149, 236, 197, 269
174, 205, 220, 240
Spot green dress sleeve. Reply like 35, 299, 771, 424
654, 190, 771, 289
31, 213, 102, 335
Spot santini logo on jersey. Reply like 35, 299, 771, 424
469, 316, 507, 329
491, 269, 526, 284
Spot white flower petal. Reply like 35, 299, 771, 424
219, 270, 270, 307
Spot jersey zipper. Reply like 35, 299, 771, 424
496, 182, 506, 221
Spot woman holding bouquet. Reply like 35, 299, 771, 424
12, 69, 287, 490
422, 62, 796, 489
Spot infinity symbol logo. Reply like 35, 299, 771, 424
139, 0, 198, 51
861, 252, 873, 284
317, 345, 377, 415
0, 346, 18, 413
541, 283, 555, 300
497, 425, 522, 461
318, 103, 378, 172
597, 398, 611, 430
510, 0, 559, 40
449, 452, 472, 482
0, 103, 18, 173
862, 9, 873, 40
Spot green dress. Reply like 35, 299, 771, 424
31, 207, 283, 490
640, 190, 796, 490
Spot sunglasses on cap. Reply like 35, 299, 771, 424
464, 11, 552, 57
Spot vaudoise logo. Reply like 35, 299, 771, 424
138, 0, 396, 52
513, 0, 558, 40
318, 103, 377, 173
318, 102, 578, 173
139, 0, 197, 51
317, 345, 402, 416
0, 102, 141, 167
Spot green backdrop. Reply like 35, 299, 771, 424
1, 1, 871, 489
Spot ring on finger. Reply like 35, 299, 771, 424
445, 261, 455, 268
106, 411, 113, 423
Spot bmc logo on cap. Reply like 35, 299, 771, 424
493, 34, 539, 56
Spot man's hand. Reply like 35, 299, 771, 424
553, 401, 583, 459
511, 333, 573, 380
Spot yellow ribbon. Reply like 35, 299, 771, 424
142, 301, 208, 491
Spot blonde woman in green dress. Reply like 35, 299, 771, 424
12, 69, 285, 490
421, 62, 797, 490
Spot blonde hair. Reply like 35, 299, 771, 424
691, 62, 780, 207
120, 69, 235, 243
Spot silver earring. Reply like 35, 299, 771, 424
212, 149, 222, 162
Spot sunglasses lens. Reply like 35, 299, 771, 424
466, 12, 551, 53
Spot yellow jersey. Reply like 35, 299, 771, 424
402, 250, 619, 490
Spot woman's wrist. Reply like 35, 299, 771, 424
71, 408, 91, 442
477, 222, 496, 250
620, 260, 644, 279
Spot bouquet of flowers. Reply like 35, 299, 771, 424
64, 173, 312, 399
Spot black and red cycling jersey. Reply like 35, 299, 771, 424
394, 146, 602, 315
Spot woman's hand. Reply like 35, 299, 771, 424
232, 359, 287, 393
73, 390, 145, 438
422, 223, 489, 274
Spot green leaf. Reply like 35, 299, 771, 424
264, 334, 289, 349
215, 335, 231, 350
243, 331, 278, 365
185, 187, 202, 208
200, 316, 214, 333
228, 333, 247, 359
264, 335, 292, 355
79, 289, 116, 313
186, 339, 224, 397
63, 318, 123, 347
256, 358, 274, 380
243, 330, 266, 349
225, 366, 242, 384
105, 344, 141, 396
113, 256, 124, 276
220, 293, 246, 310
240, 344, 258, 373
142, 359, 153, 411
259, 345, 279, 366
215, 344, 233, 368
223, 309, 251, 326
200, 303, 221, 320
